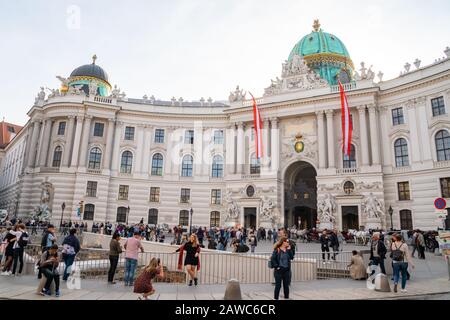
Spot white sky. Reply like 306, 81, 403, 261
1, 0, 449, 125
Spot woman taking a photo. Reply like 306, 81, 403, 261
176, 234, 200, 286
108, 232, 122, 284
134, 257, 164, 300
270, 237, 294, 300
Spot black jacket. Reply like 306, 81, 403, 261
320, 234, 329, 247
370, 240, 387, 259
329, 233, 339, 248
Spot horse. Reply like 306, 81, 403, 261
348, 229, 370, 246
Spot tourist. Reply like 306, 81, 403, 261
268, 228, 273, 241
272, 228, 278, 244
61, 228, 80, 281
348, 251, 366, 280
41, 224, 57, 252
390, 233, 414, 293
415, 230, 426, 260
270, 237, 294, 300
207, 236, 217, 250
410, 230, 418, 258
134, 257, 165, 300
232, 239, 249, 253
123, 231, 144, 286
248, 232, 257, 253
38, 244, 61, 297
176, 234, 200, 286
1, 227, 16, 275
217, 237, 226, 251
329, 230, 340, 260
108, 233, 122, 284
320, 230, 330, 263
369, 232, 387, 275
12, 223, 29, 276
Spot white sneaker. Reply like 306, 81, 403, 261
7, 271, 12, 276
0, 272, 7, 276
401, 289, 407, 293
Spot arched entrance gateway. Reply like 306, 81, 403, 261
284, 161, 317, 229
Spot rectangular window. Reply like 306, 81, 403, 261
391, 107, 404, 125
441, 177, 450, 198
155, 129, 165, 143
93, 122, 104, 137
211, 189, 221, 205
214, 130, 224, 144
57, 122, 66, 135
124, 126, 135, 140
180, 188, 190, 203
118, 185, 129, 200
185, 130, 194, 144
150, 187, 160, 202
179, 210, 189, 226
431, 96, 446, 116
397, 182, 410, 201
86, 181, 98, 197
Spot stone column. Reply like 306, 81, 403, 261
416, 98, 432, 161
46, 120, 57, 168
110, 121, 124, 175
262, 119, 270, 170
194, 124, 204, 176
70, 116, 84, 168
78, 115, 93, 168
368, 104, 380, 165
236, 122, 245, 174
357, 106, 370, 166
379, 107, 391, 167
135, 124, 145, 174
141, 125, 152, 174
62, 116, 76, 167
270, 118, 279, 173
27, 120, 41, 168
225, 124, 236, 175
316, 111, 326, 169
103, 118, 115, 170
38, 119, 52, 167
325, 110, 335, 169
407, 101, 421, 163
164, 127, 174, 175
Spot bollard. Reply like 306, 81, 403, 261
224, 279, 242, 300
374, 273, 391, 292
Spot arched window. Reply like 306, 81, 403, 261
250, 154, 260, 174
435, 130, 450, 161
116, 206, 127, 223
120, 151, 133, 173
343, 144, 356, 168
179, 210, 189, 226
52, 146, 62, 167
151, 153, 164, 176
394, 138, 409, 167
148, 208, 158, 225
83, 204, 95, 221
210, 211, 220, 228
212, 155, 224, 178
181, 155, 193, 177
88, 147, 102, 169
399, 209, 413, 230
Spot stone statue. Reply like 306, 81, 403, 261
366, 66, 375, 80
260, 196, 274, 221
47, 88, 60, 99
67, 84, 84, 95
88, 81, 98, 96
228, 85, 246, 103
359, 62, 367, 79
35, 87, 46, 104
317, 193, 337, 223
0, 210, 8, 223
31, 183, 53, 222
225, 191, 240, 221
110, 85, 121, 98
362, 193, 384, 219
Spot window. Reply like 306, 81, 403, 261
212, 155, 224, 178
343, 181, 355, 195
57, 122, 66, 135
250, 154, 260, 174
211, 189, 221, 205
148, 209, 158, 225
214, 130, 224, 144
120, 151, 133, 173
52, 146, 62, 167
116, 207, 127, 223
400, 209, 413, 230
181, 155, 193, 177
210, 211, 220, 228
86, 181, 98, 197
435, 130, 450, 161
391, 108, 404, 126
398, 182, 410, 201
441, 177, 450, 198
93, 123, 104, 137
431, 96, 446, 116
343, 144, 356, 168
88, 147, 102, 169
118, 185, 129, 200
155, 129, 165, 143
151, 153, 164, 176
150, 187, 160, 202
124, 126, 135, 140
180, 188, 190, 203
179, 210, 189, 226
83, 204, 95, 221
185, 130, 194, 144
394, 138, 409, 167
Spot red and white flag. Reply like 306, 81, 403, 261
339, 81, 353, 157
250, 92, 263, 159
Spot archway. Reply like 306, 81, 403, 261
284, 161, 317, 229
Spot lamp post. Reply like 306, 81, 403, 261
189, 208, 194, 235
126, 206, 130, 225
60, 202, 66, 229
388, 205, 394, 231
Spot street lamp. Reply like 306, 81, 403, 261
388, 205, 394, 231
189, 208, 194, 235
60, 202, 66, 229
126, 206, 130, 225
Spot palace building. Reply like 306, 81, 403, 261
1, 21, 450, 231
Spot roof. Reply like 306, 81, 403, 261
0, 121, 23, 149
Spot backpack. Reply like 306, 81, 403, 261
391, 243, 405, 262
18, 232, 29, 248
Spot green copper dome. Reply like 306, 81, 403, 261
288, 20, 354, 85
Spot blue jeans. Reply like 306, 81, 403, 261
124, 258, 137, 285
62, 254, 76, 281
393, 262, 408, 289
